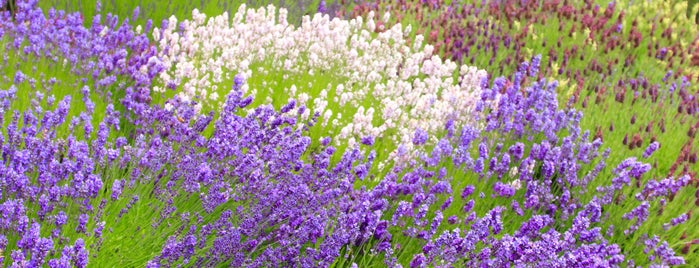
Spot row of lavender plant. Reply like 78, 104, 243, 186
0, 0, 695, 267
143, 56, 693, 267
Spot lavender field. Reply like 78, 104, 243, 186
0, 0, 698, 267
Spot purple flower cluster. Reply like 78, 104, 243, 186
140, 58, 690, 267
140, 86, 385, 266
0, 0, 164, 113
644, 236, 685, 266
0, 79, 120, 266
0, 1, 167, 266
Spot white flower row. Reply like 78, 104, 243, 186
152, 4, 486, 154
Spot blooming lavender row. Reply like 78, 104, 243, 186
142, 59, 691, 267
0, 73, 123, 266
0, 1, 695, 267
0, 1, 163, 266
0, 0, 166, 115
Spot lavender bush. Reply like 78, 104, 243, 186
0, 0, 695, 267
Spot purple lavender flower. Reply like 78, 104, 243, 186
642, 141, 660, 158
317, 0, 328, 13
461, 185, 475, 199
663, 214, 688, 230
644, 236, 685, 265
361, 135, 375, 146
280, 99, 296, 113
493, 182, 515, 197
413, 128, 428, 145
622, 202, 650, 235
76, 214, 89, 233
